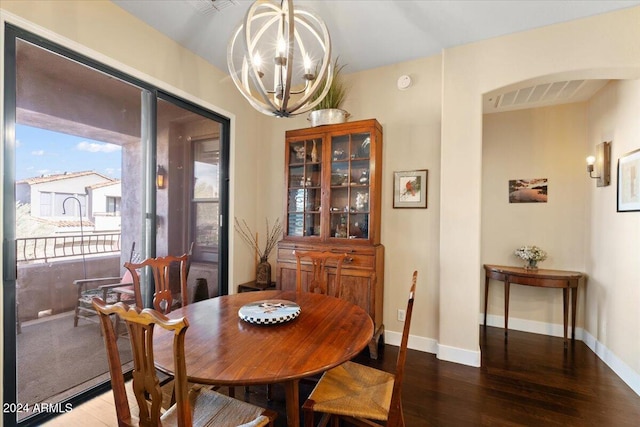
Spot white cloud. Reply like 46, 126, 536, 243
31, 150, 45, 156
76, 141, 121, 153
104, 167, 120, 176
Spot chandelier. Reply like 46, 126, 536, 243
227, 0, 333, 117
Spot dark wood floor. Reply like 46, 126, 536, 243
243, 326, 640, 426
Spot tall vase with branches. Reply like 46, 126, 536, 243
234, 217, 283, 288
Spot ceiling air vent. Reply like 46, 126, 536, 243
484, 79, 607, 113
186, 0, 238, 15
491, 80, 592, 109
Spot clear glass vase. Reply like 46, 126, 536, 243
524, 259, 538, 270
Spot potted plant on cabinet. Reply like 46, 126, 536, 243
308, 58, 349, 127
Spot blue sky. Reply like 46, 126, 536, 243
15, 124, 122, 180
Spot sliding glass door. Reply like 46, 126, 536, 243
3, 25, 229, 426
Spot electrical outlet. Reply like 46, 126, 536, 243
397, 309, 406, 322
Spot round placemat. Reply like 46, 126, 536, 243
238, 299, 301, 325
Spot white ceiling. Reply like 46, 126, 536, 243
112, 0, 640, 111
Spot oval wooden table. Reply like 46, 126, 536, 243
153, 290, 374, 427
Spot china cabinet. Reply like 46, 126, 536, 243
276, 119, 384, 358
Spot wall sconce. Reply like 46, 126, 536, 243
156, 165, 167, 189
586, 141, 611, 187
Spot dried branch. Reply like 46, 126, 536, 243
234, 217, 283, 262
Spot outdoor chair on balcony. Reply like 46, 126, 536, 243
73, 242, 139, 328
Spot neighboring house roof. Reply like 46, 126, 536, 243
17, 170, 115, 185
87, 180, 121, 190
40, 218, 95, 228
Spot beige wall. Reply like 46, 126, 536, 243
482, 104, 589, 331
2, 1, 640, 414
440, 7, 640, 367
586, 79, 640, 378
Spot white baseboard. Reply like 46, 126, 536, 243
482, 313, 585, 340
384, 331, 481, 367
581, 329, 640, 396
436, 343, 481, 367
384, 330, 438, 354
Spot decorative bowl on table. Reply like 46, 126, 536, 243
238, 300, 301, 325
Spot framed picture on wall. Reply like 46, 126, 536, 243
393, 169, 428, 208
508, 178, 548, 203
617, 148, 640, 212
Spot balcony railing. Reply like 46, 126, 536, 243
16, 233, 121, 262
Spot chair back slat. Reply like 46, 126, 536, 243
125, 254, 189, 314
93, 300, 132, 425
92, 298, 192, 427
387, 270, 417, 427
294, 250, 348, 297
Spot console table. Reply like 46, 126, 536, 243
483, 264, 584, 347
237, 280, 277, 293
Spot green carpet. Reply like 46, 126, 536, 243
17, 312, 132, 404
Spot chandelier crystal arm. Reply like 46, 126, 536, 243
244, 6, 282, 111
279, 1, 295, 112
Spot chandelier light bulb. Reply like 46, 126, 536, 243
275, 37, 287, 65
253, 53, 264, 78
227, 0, 333, 117
303, 54, 315, 80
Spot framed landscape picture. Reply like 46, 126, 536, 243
508, 178, 548, 203
617, 148, 640, 212
393, 169, 428, 208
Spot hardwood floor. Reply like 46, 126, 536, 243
42, 326, 639, 426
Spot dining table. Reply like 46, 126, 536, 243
152, 289, 374, 427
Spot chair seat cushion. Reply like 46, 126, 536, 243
78, 286, 135, 307
161, 387, 269, 427
307, 361, 394, 421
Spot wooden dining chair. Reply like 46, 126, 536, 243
245, 250, 350, 401
243, 250, 349, 401
125, 254, 189, 315
302, 271, 417, 427
295, 250, 349, 297
91, 297, 277, 427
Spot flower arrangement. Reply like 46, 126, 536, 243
514, 245, 547, 261
234, 217, 282, 263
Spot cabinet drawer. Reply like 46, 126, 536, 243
277, 247, 374, 269
341, 253, 374, 268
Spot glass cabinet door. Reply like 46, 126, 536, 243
287, 138, 322, 237
329, 132, 371, 240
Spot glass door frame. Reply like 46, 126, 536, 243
2, 24, 230, 426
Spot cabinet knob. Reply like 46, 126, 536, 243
344, 257, 354, 264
